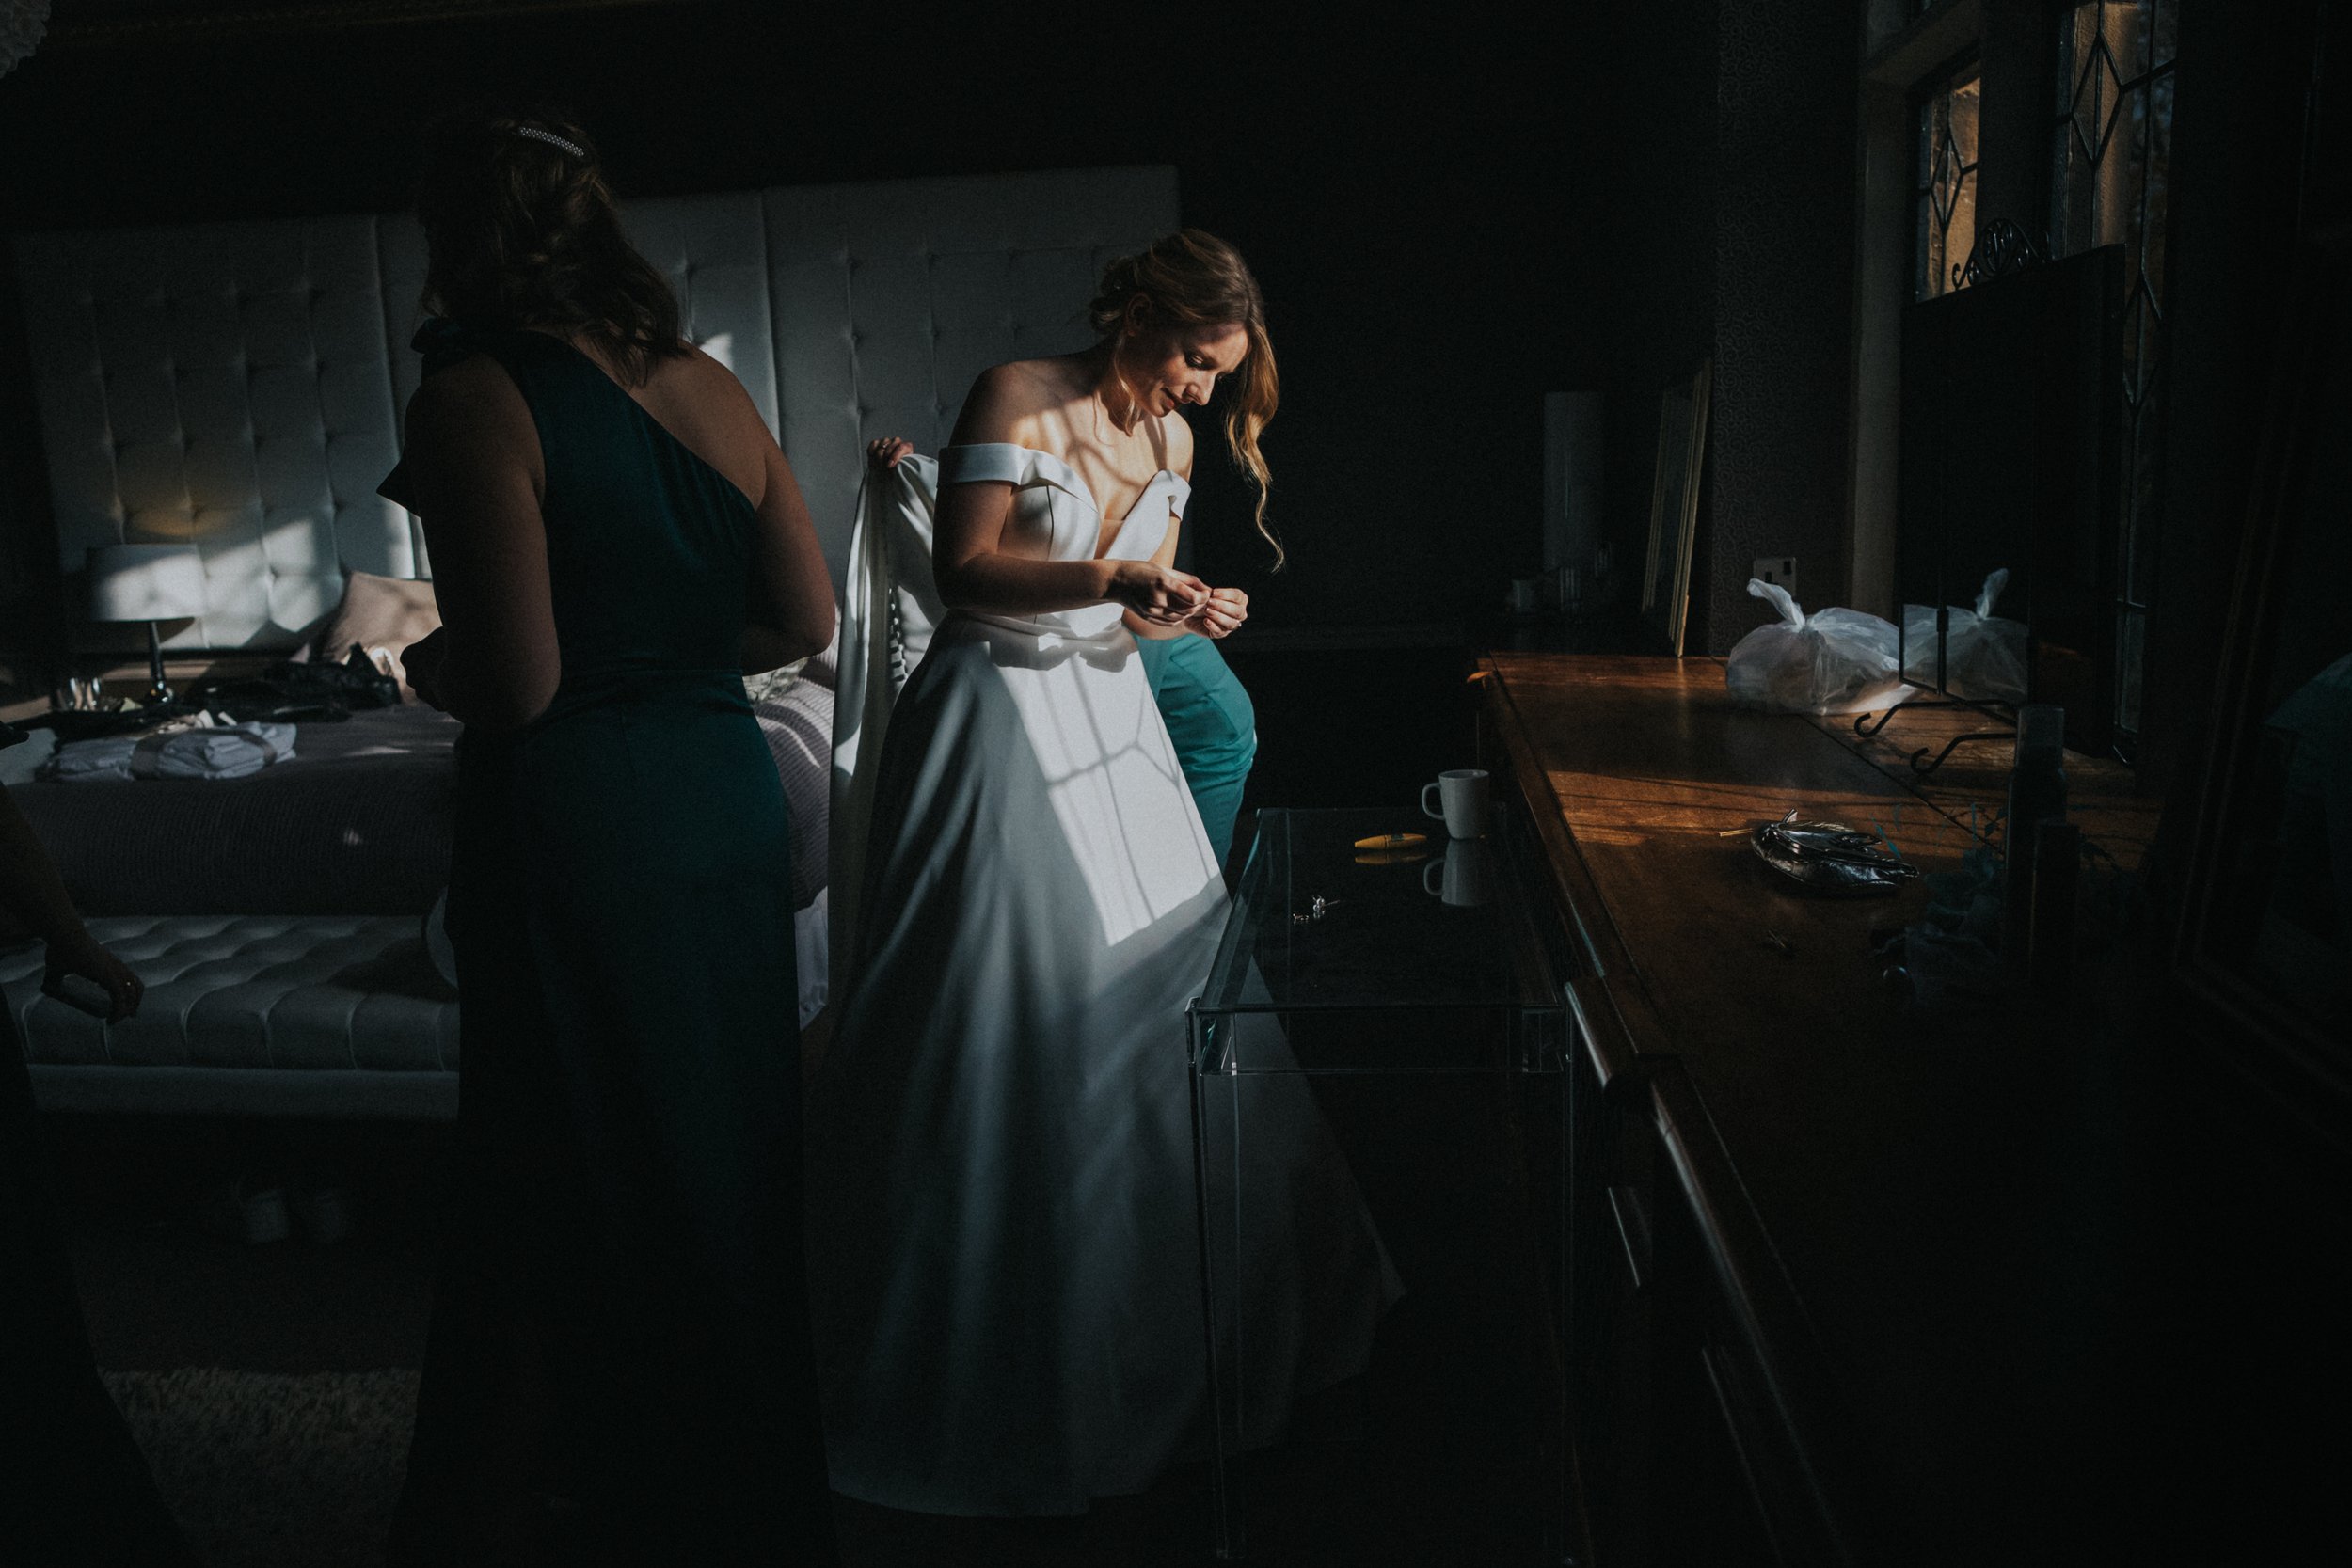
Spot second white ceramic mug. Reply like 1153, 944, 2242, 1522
1421, 768, 1490, 839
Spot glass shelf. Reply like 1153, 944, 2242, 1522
1189, 802, 1578, 1564
1195, 805, 1577, 1074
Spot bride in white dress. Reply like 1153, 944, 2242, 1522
809, 230, 1396, 1517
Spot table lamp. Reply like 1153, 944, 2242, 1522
87, 543, 205, 705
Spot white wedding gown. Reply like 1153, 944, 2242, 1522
810, 442, 1397, 1516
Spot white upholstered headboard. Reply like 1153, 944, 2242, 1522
13, 165, 1178, 653
762, 168, 1183, 587
15, 216, 417, 648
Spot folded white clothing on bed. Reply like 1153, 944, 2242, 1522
40, 722, 297, 783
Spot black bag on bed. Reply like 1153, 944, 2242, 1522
185, 646, 401, 723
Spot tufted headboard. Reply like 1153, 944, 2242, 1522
16, 216, 417, 648
13, 165, 1178, 654
763, 167, 1184, 585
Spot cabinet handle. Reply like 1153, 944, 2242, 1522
1607, 1183, 1652, 1291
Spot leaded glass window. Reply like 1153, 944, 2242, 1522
1915, 60, 1982, 301
2052, 0, 2178, 744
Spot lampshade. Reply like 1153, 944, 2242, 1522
87, 544, 205, 624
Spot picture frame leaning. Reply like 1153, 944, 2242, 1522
1641, 357, 1713, 657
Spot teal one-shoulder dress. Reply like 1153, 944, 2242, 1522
384, 324, 834, 1565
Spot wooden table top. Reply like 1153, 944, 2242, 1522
1479, 651, 2166, 1560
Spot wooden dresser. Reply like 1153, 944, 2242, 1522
1477, 653, 2164, 1568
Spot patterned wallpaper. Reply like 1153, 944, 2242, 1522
1701, 0, 1861, 656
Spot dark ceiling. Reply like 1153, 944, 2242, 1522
43, 0, 694, 49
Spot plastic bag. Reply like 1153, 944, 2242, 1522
1749, 812, 1921, 895
1725, 579, 1914, 715
1943, 567, 2029, 704
1901, 601, 1940, 685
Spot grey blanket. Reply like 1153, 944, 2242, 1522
13, 706, 459, 916
13, 689, 834, 918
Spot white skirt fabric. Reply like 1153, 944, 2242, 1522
811, 445, 1395, 1516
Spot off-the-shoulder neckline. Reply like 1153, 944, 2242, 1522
941, 442, 1187, 525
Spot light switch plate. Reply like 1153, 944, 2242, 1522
1753, 557, 1797, 602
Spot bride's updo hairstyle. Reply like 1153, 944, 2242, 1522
1088, 230, 1283, 568
413, 106, 687, 388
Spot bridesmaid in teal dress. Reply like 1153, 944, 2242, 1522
382, 111, 837, 1565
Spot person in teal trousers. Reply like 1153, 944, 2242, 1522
1133, 632, 1257, 864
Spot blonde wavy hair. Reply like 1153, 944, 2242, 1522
1087, 230, 1282, 569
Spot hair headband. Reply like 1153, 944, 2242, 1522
512, 126, 586, 158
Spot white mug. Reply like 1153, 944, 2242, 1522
1422, 841, 1493, 907
1421, 768, 1490, 839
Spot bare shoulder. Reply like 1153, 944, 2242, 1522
401, 354, 540, 511
1162, 411, 1198, 479
977, 357, 1070, 408
675, 341, 757, 397
953, 357, 1077, 446
683, 344, 780, 439
405, 354, 530, 448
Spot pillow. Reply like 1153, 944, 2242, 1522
752, 678, 832, 910
311, 573, 441, 702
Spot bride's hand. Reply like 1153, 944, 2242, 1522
866, 437, 914, 473
1184, 587, 1248, 640
1109, 561, 1210, 626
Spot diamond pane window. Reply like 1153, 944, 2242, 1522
1915, 61, 1982, 301
2051, 0, 2177, 744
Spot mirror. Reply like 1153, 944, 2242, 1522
2178, 239, 2352, 1052
1641, 359, 1711, 657
1895, 245, 2122, 747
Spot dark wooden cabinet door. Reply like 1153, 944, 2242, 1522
1564, 1049, 1659, 1565
1568, 1060, 1833, 1568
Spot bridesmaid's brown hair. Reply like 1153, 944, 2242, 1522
413, 106, 687, 387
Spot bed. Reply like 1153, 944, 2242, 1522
2, 669, 835, 1117
2, 165, 1180, 1119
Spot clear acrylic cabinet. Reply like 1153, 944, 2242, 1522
1189, 805, 1578, 1564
